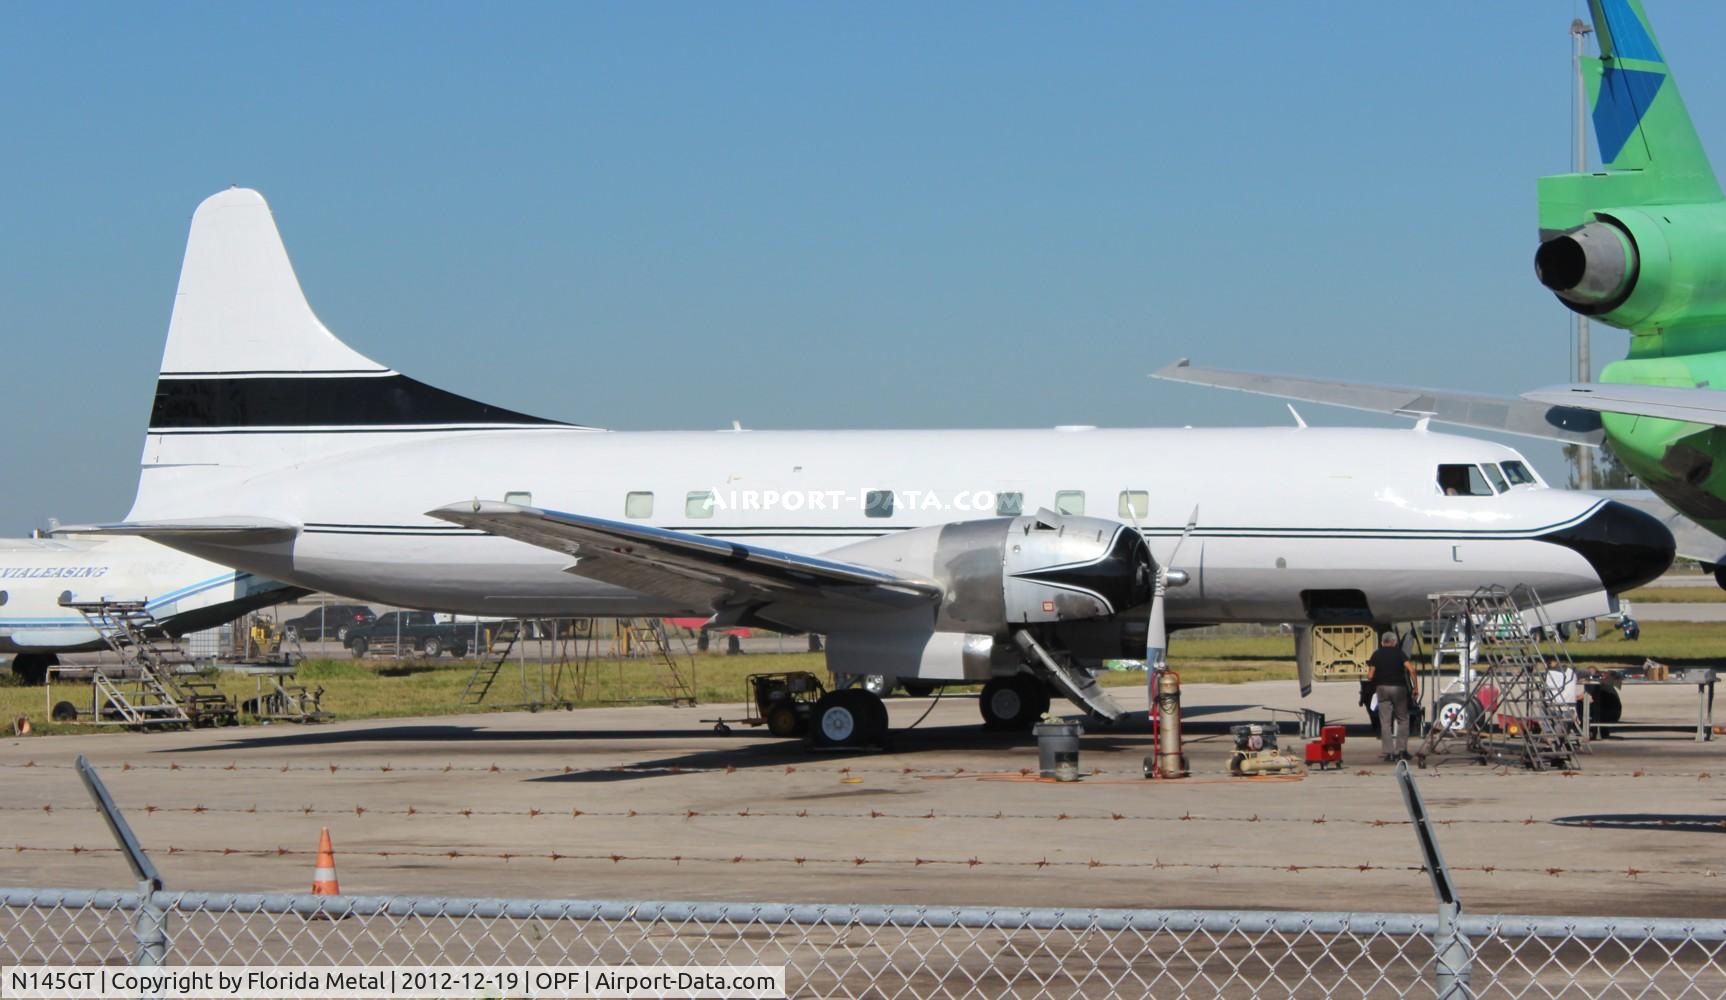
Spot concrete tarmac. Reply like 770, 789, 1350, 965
2, 679, 1722, 918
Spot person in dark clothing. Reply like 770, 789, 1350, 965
1359, 677, 1381, 736
1366, 631, 1419, 761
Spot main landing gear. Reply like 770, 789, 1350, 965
978, 675, 1050, 731
808, 689, 889, 750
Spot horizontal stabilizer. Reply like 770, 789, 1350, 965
1153, 359, 1606, 446
429, 501, 940, 616
1523, 383, 1726, 428
50, 517, 301, 544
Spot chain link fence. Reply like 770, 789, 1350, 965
3, 757, 1725, 997
3, 888, 1725, 998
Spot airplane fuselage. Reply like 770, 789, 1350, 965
133, 425, 1661, 626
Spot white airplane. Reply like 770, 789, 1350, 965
65, 189, 1673, 748
0, 533, 305, 682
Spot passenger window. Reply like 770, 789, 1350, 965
685, 491, 714, 518
1481, 463, 1508, 494
1118, 490, 1149, 519
1500, 461, 1536, 486
864, 490, 895, 518
625, 491, 654, 519
1436, 464, 1493, 497
504, 491, 532, 506
1055, 490, 1085, 515
996, 491, 1024, 516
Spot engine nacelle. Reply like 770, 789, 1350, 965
829, 511, 1153, 633
1535, 202, 1726, 331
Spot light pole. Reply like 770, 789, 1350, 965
1572, 17, 1595, 490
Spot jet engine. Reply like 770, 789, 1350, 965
1535, 203, 1726, 329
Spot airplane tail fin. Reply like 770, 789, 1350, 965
130, 189, 579, 522
1583, 0, 1718, 196
1542, 0, 1721, 236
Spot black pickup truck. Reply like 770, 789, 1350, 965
345, 611, 472, 658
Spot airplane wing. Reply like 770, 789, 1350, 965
1152, 359, 1606, 446
428, 501, 941, 618
1523, 383, 1726, 428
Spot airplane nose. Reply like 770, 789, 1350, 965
1538, 500, 1675, 593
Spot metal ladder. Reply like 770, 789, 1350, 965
619, 619, 696, 707
463, 619, 522, 704
63, 599, 237, 727
1417, 586, 1584, 771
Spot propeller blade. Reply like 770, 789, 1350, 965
1146, 507, 1198, 670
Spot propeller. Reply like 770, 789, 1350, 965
1145, 506, 1199, 671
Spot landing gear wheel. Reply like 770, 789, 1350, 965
902, 682, 936, 698
766, 702, 803, 738
1432, 693, 1480, 734
979, 676, 1049, 731
10, 653, 56, 686
809, 690, 887, 749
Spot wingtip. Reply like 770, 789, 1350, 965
1149, 357, 1192, 380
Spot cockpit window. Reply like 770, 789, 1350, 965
1437, 464, 1494, 497
1500, 461, 1537, 487
1481, 463, 1508, 494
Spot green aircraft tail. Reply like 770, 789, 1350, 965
1579, 0, 1718, 194
1533, 2, 1726, 528
1535, 1, 1726, 343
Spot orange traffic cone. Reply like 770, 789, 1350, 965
311, 827, 341, 896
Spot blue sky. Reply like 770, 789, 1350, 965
3, 2, 1725, 535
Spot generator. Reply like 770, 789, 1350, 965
1303, 724, 1347, 770
1228, 723, 1300, 775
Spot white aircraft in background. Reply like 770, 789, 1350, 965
0, 533, 304, 682
63, 189, 1673, 748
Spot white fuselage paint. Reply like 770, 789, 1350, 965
131, 425, 1615, 625
0, 535, 285, 653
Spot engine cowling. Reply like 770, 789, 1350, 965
1535, 202, 1726, 330
830, 511, 1153, 633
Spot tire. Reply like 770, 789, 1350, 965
979, 676, 1046, 731
861, 674, 894, 697
902, 682, 936, 698
423, 637, 443, 657
349, 637, 369, 658
1587, 684, 1623, 724
810, 690, 886, 749
766, 702, 803, 738
1432, 693, 1479, 734
336, 625, 351, 643
451, 640, 469, 658
10, 653, 56, 686
51, 700, 78, 723
283, 626, 300, 644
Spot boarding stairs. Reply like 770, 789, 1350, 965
463, 619, 523, 704
1416, 586, 1583, 771
62, 599, 237, 727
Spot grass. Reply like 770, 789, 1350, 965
1622, 586, 1726, 604
2, 620, 1718, 737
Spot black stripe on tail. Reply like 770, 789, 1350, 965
148, 374, 577, 431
